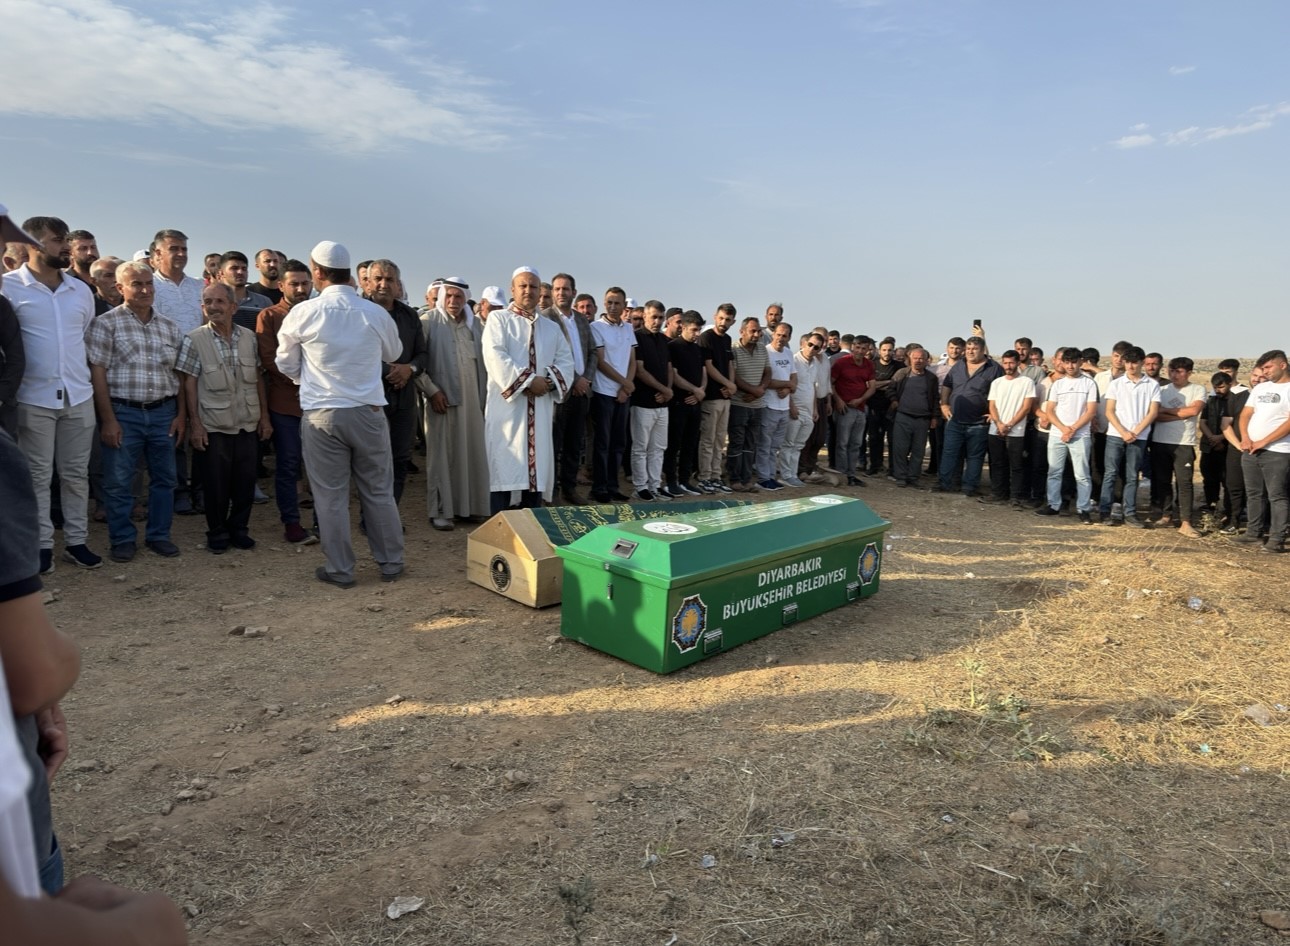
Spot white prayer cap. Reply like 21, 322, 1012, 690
310, 240, 350, 269
426, 278, 444, 297
0, 204, 39, 247
626, 297, 637, 308
132, 249, 150, 261
512, 266, 539, 281
480, 286, 505, 307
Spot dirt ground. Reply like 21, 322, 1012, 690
46, 451, 1289, 945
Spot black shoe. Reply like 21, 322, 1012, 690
1232, 533, 1263, 545
405, 459, 419, 474
562, 490, 589, 506
147, 539, 181, 557
39, 548, 55, 576
1124, 516, 1148, 528
62, 544, 103, 569
380, 565, 405, 582
109, 542, 137, 562
635, 489, 657, 501
979, 495, 1005, 504
173, 492, 194, 515
208, 540, 229, 555
230, 534, 256, 550
1260, 544, 1286, 554
610, 491, 631, 502
1078, 511, 1093, 525
1035, 506, 1060, 517
315, 566, 356, 589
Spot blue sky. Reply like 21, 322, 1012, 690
3, 0, 1286, 357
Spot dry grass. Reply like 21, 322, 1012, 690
49, 480, 1290, 946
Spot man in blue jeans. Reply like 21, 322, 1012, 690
937, 337, 1001, 497
84, 261, 186, 562
1037, 348, 1099, 523
1101, 347, 1159, 527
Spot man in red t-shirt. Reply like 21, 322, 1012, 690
830, 336, 875, 485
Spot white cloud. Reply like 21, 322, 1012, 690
1112, 102, 1290, 150
1112, 134, 1156, 149
0, 0, 513, 153
1169, 65, 1196, 76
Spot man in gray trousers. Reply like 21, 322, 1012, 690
275, 241, 405, 587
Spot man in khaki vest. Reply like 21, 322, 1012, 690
175, 283, 272, 553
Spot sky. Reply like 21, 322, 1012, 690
2, 0, 1286, 356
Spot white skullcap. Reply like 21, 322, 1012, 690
132, 249, 150, 261
480, 286, 505, 307
310, 240, 350, 269
512, 266, 539, 281
426, 278, 444, 296
625, 297, 637, 308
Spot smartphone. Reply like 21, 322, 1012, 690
972, 319, 982, 331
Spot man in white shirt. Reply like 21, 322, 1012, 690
780, 331, 823, 487
1100, 346, 1160, 527
984, 350, 1036, 505
1, 215, 100, 574
589, 287, 636, 503
1236, 349, 1290, 553
1149, 356, 1206, 537
757, 321, 796, 489
1037, 348, 1098, 522
275, 241, 404, 588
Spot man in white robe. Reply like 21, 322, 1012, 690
418, 278, 490, 530
483, 267, 575, 514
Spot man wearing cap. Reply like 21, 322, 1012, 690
541, 272, 596, 505
418, 278, 490, 529
85, 261, 187, 562
276, 241, 404, 587
477, 286, 505, 323
1, 214, 101, 573
364, 259, 428, 506
256, 259, 318, 545
482, 267, 575, 513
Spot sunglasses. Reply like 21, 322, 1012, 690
806, 342, 821, 350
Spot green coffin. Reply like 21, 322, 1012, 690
555, 494, 891, 673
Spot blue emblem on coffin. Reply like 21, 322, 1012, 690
858, 542, 880, 586
672, 595, 707, 653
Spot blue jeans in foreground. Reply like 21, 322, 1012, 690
1100, 436, 1147, 518
1046, 433, 1093, 512
103, 400, 178, 546
271, 411, 305, 525
834, 407, 867, 476
939, 418, 988, 493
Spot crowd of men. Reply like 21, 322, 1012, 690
1, 206, 1289, 936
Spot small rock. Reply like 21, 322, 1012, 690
106, 833, 140, 852
264, 704, 284, 717
544, 635, 562, 645
1243, 704, 1274, 727
176, 789, 197, 801
183, 903, 200, 918
1008, 809, 1032, 827
366, 604, 385, 613
502, 769, 531, 790
189, 777, 210, 790
41, 590, 59, 605
1259, 910, 1290, 931
159, 800, 174, 816
764, 655, 779, 666
229, 625, 247, 636
699, 854, 717, 869
385, 694, 405, 705
386, 896, 425, 920
242, 626, 268, 639
71, 760, 100, 773
113, 574, 127, 583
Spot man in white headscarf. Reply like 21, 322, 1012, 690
418, 278, 490, 530
482, 267, 575, 514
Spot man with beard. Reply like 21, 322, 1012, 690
418, 278, 490, 529
984, 350, 1036, 506
937, 337, 1001, 497
256, 260, 319, 545
542, 272, 596, 505
252, 249, 283, 304
696, 304, 738, 492
865, 337, 900, 475
364, 259, 428, 506
482, 267, 574, 513
65, 230, 98, 287
2, 215, 100, 573
177, 283, 272, 553
85, 261, 187, 561
1236, 352, 1290, 552
831, 336, 875, 487
217, 251, 273, 331
589, 287, 636, 503
888, 346, 940, 487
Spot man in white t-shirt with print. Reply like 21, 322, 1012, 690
1036, 348, 1098, 522
1100, 346, 1160, 527
984, 350, 1035, 506
1149, 356, 1206, 537
1236, 349, 1290, 553
757, 322, 796, 489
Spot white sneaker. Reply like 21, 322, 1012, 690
782, 476, 805, 487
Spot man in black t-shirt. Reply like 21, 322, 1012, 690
663, 311, 707, 496
629, 302, 673, 500
695, 304, 737, 492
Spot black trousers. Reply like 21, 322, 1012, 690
202, 429, 257, 542
554, 392, 591, 493
987, 434, 1027, 500
664, 401, 702, 488
1150, 441, 1195, 522
384, 402, 417, 503
866, 406, 893, 472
